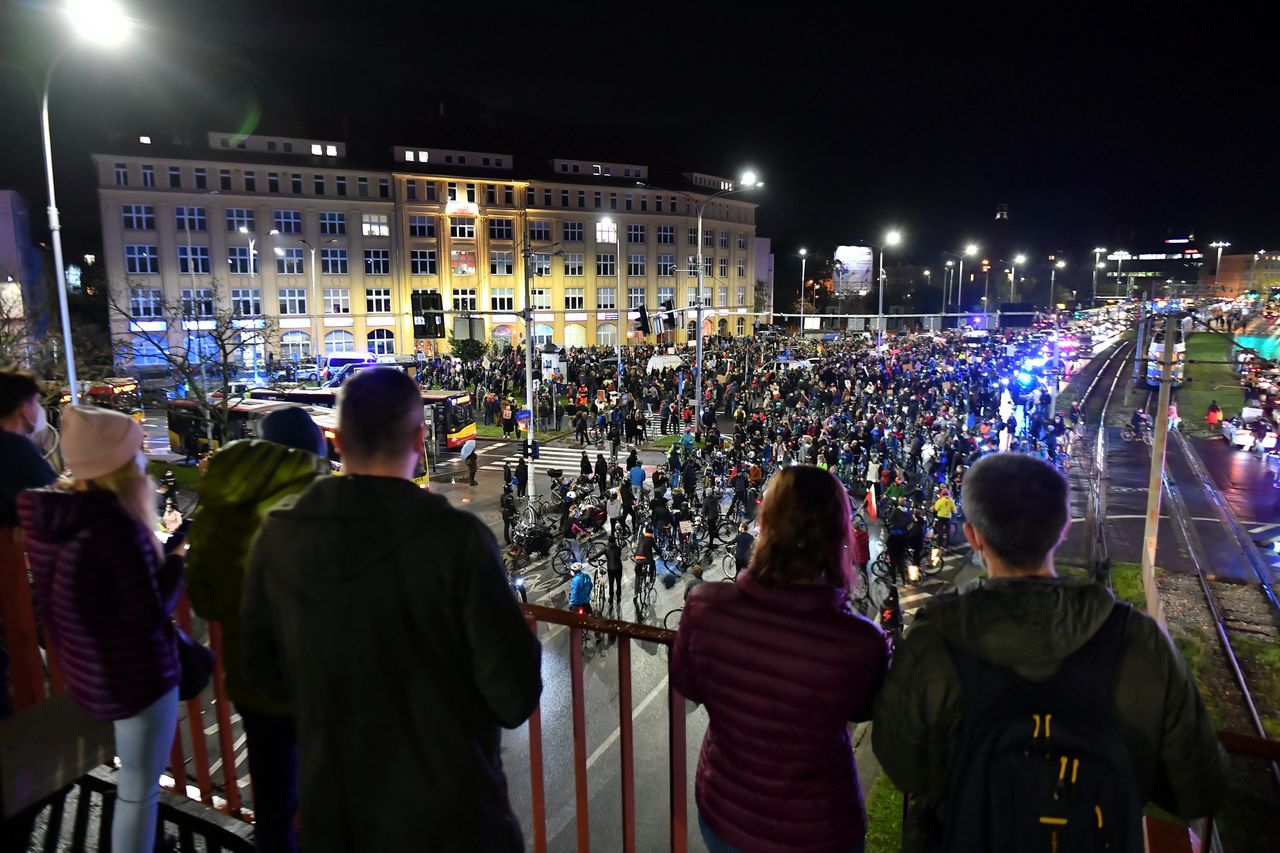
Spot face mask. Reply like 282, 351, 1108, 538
27, 403, 47, 438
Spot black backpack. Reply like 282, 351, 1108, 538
940, 601, 1143, 852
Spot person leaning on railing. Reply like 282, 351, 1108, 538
241, 368, 542, 853
671, 464, 890, 853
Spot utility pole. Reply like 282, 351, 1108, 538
1139, 314, 1175, 625
522, 223, 537, 502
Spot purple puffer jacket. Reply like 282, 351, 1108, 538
17, 489, 181, 720
671, 572, 890, 853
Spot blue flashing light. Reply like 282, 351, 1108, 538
1017, 372, 1034, 386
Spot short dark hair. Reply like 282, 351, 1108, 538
337, 368, 422, 461
962, 453, 1068, 570
0, 369, 43, 419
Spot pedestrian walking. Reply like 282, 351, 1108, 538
465, 447, 479, 486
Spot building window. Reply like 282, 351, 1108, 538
719, 231, 729, 248
274, 209, 302, 233
428, 182, 439, 202
593, 192, 602, 209
596, 253, 616, 277
656, 196, 663, 213
531, 253, 551, 276
279, 288, 307, 315
543, 189, 552, 207
447, 182, 457, 201
485, 184, 496, 205
450, 217, 476, 239
490, 251, 513, 275
597, 323, 618, 347
291, 173, 302, 193
130, 288, 163, 318
378, 178, 390, 199
277, 247, 305, 275
529, 220, 552, 241
194, 168, 207, 190
737, 317, 746, 336
687, 256, 698, 275
533, 323, 553, 346
524, 189, 533, 207
531, 289, 550, 310
364, 249, 390, 275
452, 288, 477, 311
627, 224, 646, 244
467, 183, 477, 203
737, 232, 747, 250
227, 246, 258, 275
577, 191, 585, 208
491, 287, 514, 311
168, 166, 181, 188
628, 287, 645, 308
114, 163, 128, 186
564, 221, 583, 242
177, 245, 210, 275
737, 258, 746, 278
561, 189, 569, 207
489, 218, 513, 241
406, 180, 417, 200
324, 330, 355, 353
719, 257, 728, 277
336, 176, 347, 196
564, 288, 585, 310
659, 286, 677, 307
657, 225, 674, 244
609, 192, 617, 210
625, 193, 633, 211
367, 329, 395, 354
226, 208, 254, 232
703, 257, 713, 276
321, 247, 348, 275
141, 165, 155, 187
595, 221, 618, 244
411, 249, 438, 275
268, 172, 280, 193
628, 254, 646, 277
503, 186, 513, 205
718, 286, 728, 307
358, 177, 369, 198
219, 169, 232, 191
450, 250, 477, 276
231, 288, 261, 315
564, 252, 584, 276
320, 211, 346, 235
243, 171, 256, 192
323, 288, 351, 314
280, 331, 312, 360
688, 227, 697, 246
704, 229, 714, 248
736, 286, 746, 305
366, 287, 392, 313
175, 206, 206, 232
658, 255, 676, 277
122, 204, 156, 230
133, 339, 167, 366
596, 287, 616, 309
124, 244, 159, 274
181, 288, 215, 317
409, 215, 436, 238
362, 213, 390, 237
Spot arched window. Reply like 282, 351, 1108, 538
324, 330, 355, 353
596, 323, 617, 347
533, 323, 553, 346
564, 323, 586, 348
280, 331, 311, 361
367, 328, 395, 355
717, 318, 729, 336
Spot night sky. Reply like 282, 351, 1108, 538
2, 1, 1275, 307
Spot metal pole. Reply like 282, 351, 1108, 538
877, 248, 885, 349
183, 198, 211, 439
1116, 256, 1124, 299
1139, 314, 1175, 625
1009, 261, 1017, 302
799, 254, 807, 336
1049, 305, 1060, 416
957, 258, 965, 316
304, 239, 318, 353
1092, 252, 1100, 304
40, 56, 78, 404
248, 235, 260, 380
1215, 245, 1223, 297
695, 205, 704, 436
614, 228, 623, 393
523, 225, 537, 501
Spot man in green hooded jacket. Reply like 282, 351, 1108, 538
186, 406, 330, 853
873, 452, 1227, 852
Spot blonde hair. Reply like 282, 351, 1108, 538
73, 457, 161, 557
749, 465, 855, 591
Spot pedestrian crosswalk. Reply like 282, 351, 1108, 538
480, 443, 604, 476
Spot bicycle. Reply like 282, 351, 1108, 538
634, 563, 657, 611
1119, 424, 1153, 446
554, 531, 604, 577
591, 564, 608, 611
720, 553, 742, 581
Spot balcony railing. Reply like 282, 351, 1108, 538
1, 528, 1274, 851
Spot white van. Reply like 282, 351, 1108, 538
318, 352, 376, 381
646, 354, 688, 373
762, 359, 814, 373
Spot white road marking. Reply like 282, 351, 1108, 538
585, 674, 670, 771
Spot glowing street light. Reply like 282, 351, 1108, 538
1010, 254, 1026, 301
1210, 241, 1231, 297
798, 248, 809, 335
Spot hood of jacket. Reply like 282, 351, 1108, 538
196, 439, 329, 509
917, 575, 1116, 680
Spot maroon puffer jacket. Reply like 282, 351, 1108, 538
18, 489, 182, 720
671, 572, 890, 853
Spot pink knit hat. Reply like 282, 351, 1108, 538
60, 405, 145, 481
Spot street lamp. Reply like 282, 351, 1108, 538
949, 243, 979, 318
1010, 254, 1026, 301
601, 217, 624, 390
240, 225, 277, 380
1114, 250, 1130, 299
39, 0, 133, 403
1210, 241, 1231, 297
798, 248, 808, 336
879, 230, 902, 348
181, 189, 218, 409
1049, 259, 1067, 415
1091, 247, 1106, 304
944, 260, 954, 312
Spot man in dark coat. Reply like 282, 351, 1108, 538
243, 369, 542, 853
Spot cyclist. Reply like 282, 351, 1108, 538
605, 526, 624, 609
930, 487, 956, 545
1130, 408, 1149, 434
732, 522, 754, 576
634, 527, 657, 607
702, 488, 723, 547
567, 563, 602, 641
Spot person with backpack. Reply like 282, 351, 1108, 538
872, 453, 1227, 853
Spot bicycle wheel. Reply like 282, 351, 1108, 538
870, 554, 896, 582
552, 547, 576, 577
1142, 431, 1153, 446
1120, 426, 1135, 442
720, 553, 738, 580
663, 608, 683, 630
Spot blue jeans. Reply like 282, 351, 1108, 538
113, 685, 179, 853
239, 708, 299, 853
699, 814, 865, 853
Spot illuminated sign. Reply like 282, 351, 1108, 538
444, 200, 479, 217
833, 246, 874, 295
1164, 238, 1191, 244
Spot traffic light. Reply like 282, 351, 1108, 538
636, 304, 651, 336
412, 291, 445, 339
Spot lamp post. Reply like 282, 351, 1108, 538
878, 230, 902, 348
240, 226, 277, 381
182, 189, 218, 413
922, 269, 931, 320
39, 0, 132, 404
1010, 254, 1026, 302
1091, 247, 1106, 304
1049, 260, 1066, 416
947, 243, 979, 319
798, 248, 808, 336
601, 217, 624, 392
944, 260, 954, 313
1114, 251, 1130, 299
1209, 241, 1230, 298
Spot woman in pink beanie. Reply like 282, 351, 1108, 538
17, 405, 182, 853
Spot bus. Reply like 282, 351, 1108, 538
167, 399, 431, 487
246, 387, 476, 450
59, 377, 145, 420
1147, 327, 1186, 387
